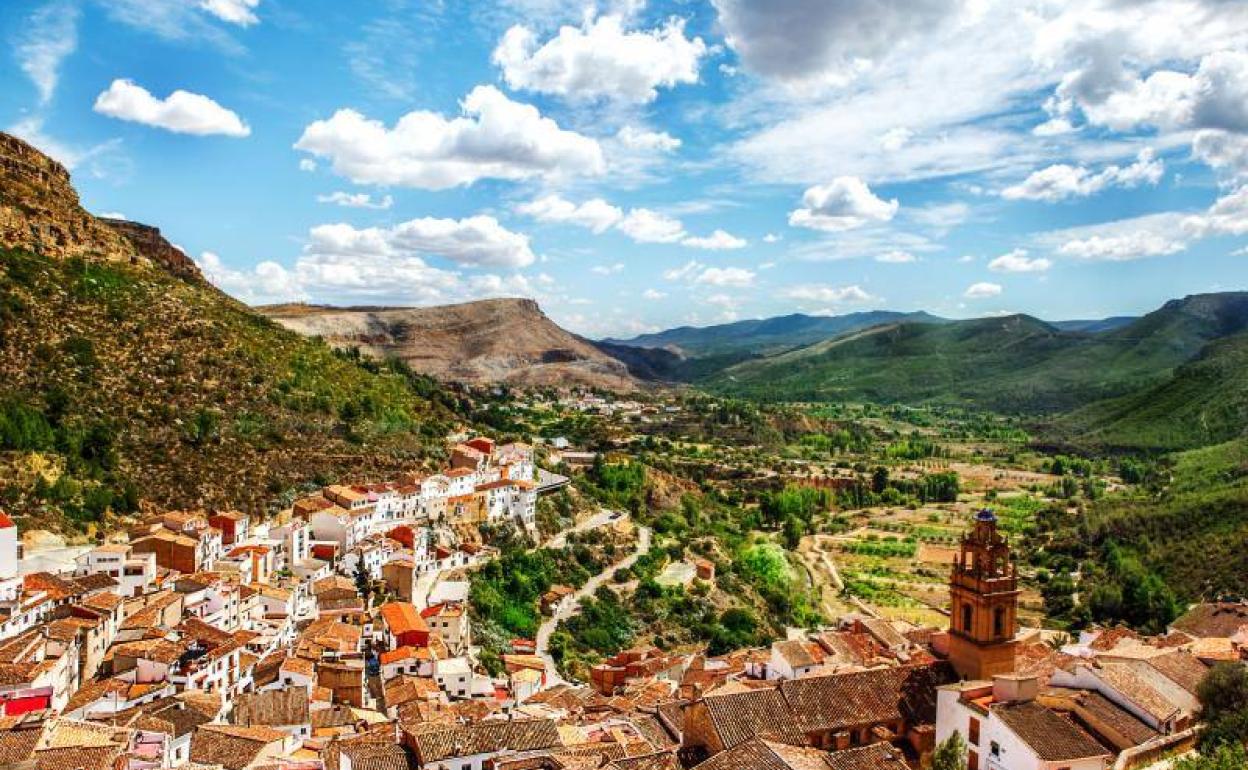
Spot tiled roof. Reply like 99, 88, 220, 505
1144, 651, 1208, 696
606, 752, 681, 770
689, 738, 829, 770
993, 700, 1110, 762
1171, 602, 1248, 638
339, 742, 416, 770
1094, 662, 1185, 722
408, 719, 562, 764
233, 688, 310, 727
1072, 690, 1160, 747
778, 663, 954, 734
72, 573, 120, 593
701, 687, 803, 749
823, 744, 910, 770
773, 641, 817, 670
379, 603, 428, 636
191, 725, 286, 770
33, 744, 122, 770
0, 723, 45, 764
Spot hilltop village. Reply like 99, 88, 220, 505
0, 429, 1241, 770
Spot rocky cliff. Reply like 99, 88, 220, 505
0, 132, 202, 282
260, 299, 645, 390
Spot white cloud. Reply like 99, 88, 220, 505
17, 0, 79, 105
493, 13, 707, 103
763, 233, 782, 243
9, 116, 124, 175
789, 177, 899, 232
615, 125, 681, 152
316, 191, 394, 210
98, 211, 127, 220
93, 79, 250, 137
780, 284, 875, 304
1193, 130, 1248, 183
298, 158, 317, 172
294, 85, 604, 190
662, 260, 703, 281
196, 251, 302, 305
909, 202, 969, 233
592, 263, 624, 275
516, 195, 623, 233
875, 249, 916, 263
988, 248, 1051, 273
712, 0, 956, 85
618, 208, 686, 243
199, 0, 259, 26
642, 288, 667, 300
1183, 185, 1248, 238
1038, 212, 1191, 262
307, 216, 536, 270
879, 127, 914, 152
704, 293, 737, 308
957, 254, 975, 263
695, 266, 755, 287
681, 229, 747, 250
1001, 149, 1163, 202
964, 282, 1002, 299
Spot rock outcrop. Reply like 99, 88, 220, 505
260, 298, 646, 391
0, 132, 202, 282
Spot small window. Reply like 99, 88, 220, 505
961, 604, 973, 632
990, 741, 1000, 758
968, 717, 980, 745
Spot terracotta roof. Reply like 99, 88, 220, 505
112, 638, 189, 665
1093, 661, 1186, 722
0, 723, 45, 764
823, 744, 910, 770
607, 752, 681, 770
379, 603, 428, 636
233, 688, 311, 727
339, 742, 416, 770
1145, 651, 1209, 696
72, 573, 120, 593
772, 641, 817, 670
689, 738, 831, 770
81, 591, 125, 611
993, 701, 1110, 762
33, 744, 122, 770
701, 687, 803, 749
191, 725, 286, 770
1171, 602, 1248, 638
408, 719, 562, 764
778, 663, 954, 735
23, 573, 82, 602
1072, 690, 1160, 747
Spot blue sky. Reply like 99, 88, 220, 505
3, 0, 1247, 338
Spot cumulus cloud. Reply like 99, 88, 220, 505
682, 229, 747, 250
617, 208, 686, 243
712, 0, 956, 84
695, 266, 755, 287
763, 233, 782, 243
964, 282, 1002, 299
516, 195, 623, 233
492, 14, 707, 103
1058, 232, 1188, 261
199, 0, 259, 26
294, 85, 604, 190
642, 288, 667, 300
17, 0, 79, 105
780, 284, 875, 304
615, 126, 681, 152
93, 79, 250, 136
316, 191, 394, 210
196, 251, 302, 305
988, 248, 1051, 273
591, 263, 624, 275
1182, 185, 1248, 238
1001, 149, 1163, 202
1193, 130, 1248, 183
307, 216, 536, 270
789, 177, 899, 232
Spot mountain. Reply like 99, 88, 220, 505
605, 310, 948, 358
705, 293, 1248, 414
1050, 316, 1137, 333
0, 132, 454, 534
259, 299, 645, 390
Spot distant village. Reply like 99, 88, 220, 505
0, 437, 1243, 770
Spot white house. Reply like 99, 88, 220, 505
936, 676, 1111, 770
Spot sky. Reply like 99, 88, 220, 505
2, 0, 1247, 339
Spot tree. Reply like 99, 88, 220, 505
353, 561, 373, 607
871, 466, 889, 494
1196, 662, 1248, 752
931, 732, 966, 770
1173, 744, 1248, 770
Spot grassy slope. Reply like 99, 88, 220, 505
0, 248, 455, 532
1055, 331, 1248, 452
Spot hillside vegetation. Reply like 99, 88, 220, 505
0, 248, 457, 534
703, 294, 1248, 420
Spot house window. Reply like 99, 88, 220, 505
961, 604, 973, 632
968, 717, 980, 745
989, 741, 1000, 758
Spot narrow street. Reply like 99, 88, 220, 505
535, 522, 653, 686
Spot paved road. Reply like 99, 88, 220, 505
541, 507, 622, 550
535, 523, 652, 687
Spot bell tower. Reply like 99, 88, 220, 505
948, 509, 1019, 680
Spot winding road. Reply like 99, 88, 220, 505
535, 521, 653, 686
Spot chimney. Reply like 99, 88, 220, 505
992, 674, 1039, 703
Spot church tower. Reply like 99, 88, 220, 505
948, 509, 1019, 680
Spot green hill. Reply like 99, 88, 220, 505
705, 294, 1248, 415
0, 133, 457, 535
